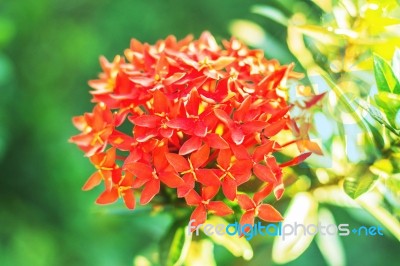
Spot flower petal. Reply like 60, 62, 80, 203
122, 190, 136, 210
124, 162, 153, 180
264, 119, 287, 138
165, 153, 190, 172
230, 143, 250, 160
140, 179, 160, 205
221, 177, 237, 201
279, 152, 312, 168
211, 56, 235, 70
253, 183, 274, 205
164, 72, 186, 86
233, 96, 252, 122
160, 128, 174, 138
96, 188, 119, 205
186, 89, 201, 116
189, 205, 207, 230
166, 118, 193, 131
208, 201, 233, 216
252, 140, 274, 163
304, 92, 326, 108
230, 160, 253, 184
253, 163, 276, 183
153, 90, 169, 114
205, 133, 229, 149
299, 140, 323, 155
240, 210, 255, 229
184, 189, 202, 205
82, 171, 103, 191
231, 127, 244, 145
177, 173, 195, 198
196, 169, 220, 186
130, 115, 161, 128
214, 109, 234, 127
190, 144, 210, 168
257, 204, 283, 222
241, 121, 267, 134
179, 136, 202, 155
274, 182, 285, 200
202, 185, 220, 201
237, 194, 255, 210
159, 171, 184, 188
217, 149, 231, 170
194, 121, 208, 138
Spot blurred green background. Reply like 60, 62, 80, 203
0, 0, 398, 265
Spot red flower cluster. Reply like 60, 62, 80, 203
70, 32, 318, 229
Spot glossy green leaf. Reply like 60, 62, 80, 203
343, 175, 376, 199
375, 92, 400, 130
373, 54, 400, 94
393, 48, 400, 82
159, 221, 192, 266
364, 119, 386, 150
356, 99, 388, 148
356, 98, 400, 138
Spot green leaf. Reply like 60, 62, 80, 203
356, 98, 400, 138
343, 175, 376, 199
365, 119, 386, 150
392, 48, 400, 82
252, 5, 289, 26
356, 99, 387, 148
375, 91, 400, 130
373, 54, 400, 94
159, 220, 192, 266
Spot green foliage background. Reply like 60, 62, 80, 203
0, 0, 398, 265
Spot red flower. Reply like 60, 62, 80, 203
70, 32, 322, 226
214, 96, 267, 145
166, 144, 220, 197
96, 170, 136, 210
124, 142, 184, 204
166, 89, 229, 155
215, 149, 252, 200
129, 90, 183, 142
83, 147, 117, 191
185, 186, 233, 229
69, 103, 113, 157
237, 183, 283, 229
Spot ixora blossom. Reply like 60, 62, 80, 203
70, 32, 322, 231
